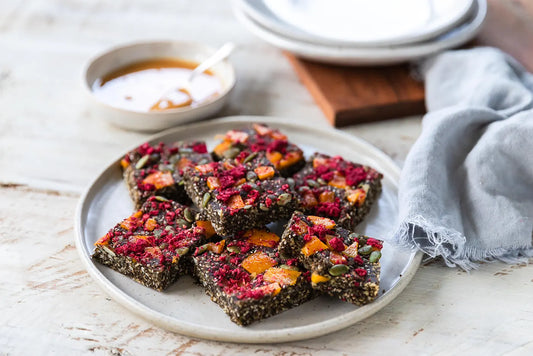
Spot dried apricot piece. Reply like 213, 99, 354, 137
307, 216, 336, 229
328, 172, 347, 189
301, 236, 328, 256
346, 188, 366, 206
196, 220, 216, 238
318, 190, 335, 203
241, 251, 277, 275
142, 171, 174, 189
244, 229, 280, 248
206, 176, 220, 190
228, 194, 245, 210
266, 151, 283, 166
144, 218, 157, 231
213, 140, 231, 157
263, 267, 301, 286
254, 166, 275, 180
301, 190, 318, 208
311, 272, 331, 284
278, 151, 303, 169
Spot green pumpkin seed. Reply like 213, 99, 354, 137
369, 250, 382, 263
358, 245, 373, 255
298, 186, 310, 193
223, 147, 241, 159
317, 178, 326, 185
179, 147, 193, 153
329, 264, 350, 276
227, 245, 240, 254
277, 193, 292, 206
306, 179, 319, 188
197, 157, 209, 165
135, 154, 150, 169
153, 229, 163, 237
178, 180, 185, 186
279, 264, 299, 271
243, 204, 253, 210
184, 208, 194, 222
348, 232, 360, 240
164, 225, 174, 232
259, 203, 269, 211
246, 171, 258, 182
154, 196, 169, 202
159, 242, 168, 249
175, 218, 189, 228
243, 151, 258, 164
175, 247, 190, 256
267, 194, 277, 201
202, 192, 211, 208
196, 244, 209, 254
286, 177, 295, 188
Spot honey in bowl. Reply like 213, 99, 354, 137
91, 58, 222, 112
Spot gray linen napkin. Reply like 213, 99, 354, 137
392, 47, 533, 269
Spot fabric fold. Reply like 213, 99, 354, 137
392, 48, 533, 269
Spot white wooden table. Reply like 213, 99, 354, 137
2, 1, 533, 355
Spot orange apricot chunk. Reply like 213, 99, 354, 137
307, 216, 336, 229
263, 267, 301, 286
301, 190, 318, 208
346, 188, 366, 206
311, 272, 331, 284
343, 241, 359, 258
206, 176, 220, 190
213, 140, 231, 157
301, 236, 328, 257
142, 171, 174, 189
228, 194, 245, 210
144, 218, 157, 231
278, 151, 303, 169
318, 190, 335, 203
266, 151, 283, 166
254, 166, 275, 180
196, 220, 216, 238
244, 229, 280, 248
328, 172, 347, 189
241, 251, 277, 275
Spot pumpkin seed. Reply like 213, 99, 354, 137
359, 245, 373, 255
348, 232, 360, 240
369, 250, 382, 263
197, 157, 209, 165
227, 245, 240, 254
317, 178, 326, 185
267, 194, 277, 201
154, 196, 169, 202
298, 186, 310, 193
277, 193, 292, 206
175, 247, 190, 256
153, 229, 163, 237
178, 180, 185, 186
243, 204, 253, 210
159, 242, 168, 249
135, 154, 150, 169
165, 225, 174, 232
306, 179, 319, 188
159, 163, 174, 172
246, 171, 258, 182
184, 208, 194, 222
196, 244, 209, 254
175, 218, 189, 228
223, 147, 240, 159
179, 147, 193, 153
286, 177, 295, 188
329, 264, 349, 276
202, 192, 211, 208
259, 203, 269, 211
279, 264, 299, 271
243, 151, 258, 164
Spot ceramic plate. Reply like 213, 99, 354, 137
234, 0, 486, 66
238, 0, 475, 47
75, 116, 421, 343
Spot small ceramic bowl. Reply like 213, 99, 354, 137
84, 41, 236, 132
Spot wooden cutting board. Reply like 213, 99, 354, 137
286, 0, 533, 127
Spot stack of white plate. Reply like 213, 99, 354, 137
233, 0, 487, 66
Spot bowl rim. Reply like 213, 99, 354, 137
82, 40, 236, 116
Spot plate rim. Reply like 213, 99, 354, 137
237, 0, 475, 48
74, 115, 422, 343
233, 0, 487, 65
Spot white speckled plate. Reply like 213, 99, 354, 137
75, 116, 421, 343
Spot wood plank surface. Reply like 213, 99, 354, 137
287, 0, 533, 127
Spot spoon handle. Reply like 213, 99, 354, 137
189, 42, 236, 82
